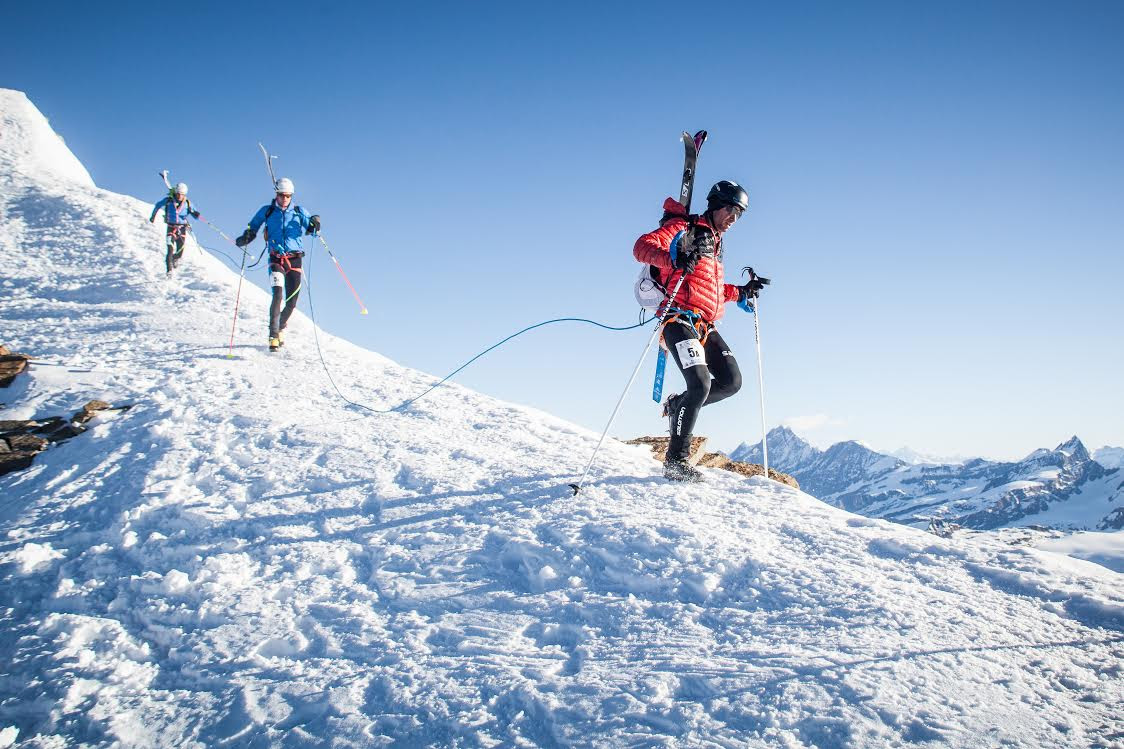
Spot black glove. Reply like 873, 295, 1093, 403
191, 210, 201, 220
684, 224, 716, 257
307, 214, 321, 234
235, 229, 256, 248
674, 245, 698, 274
672, 226, 714, 273
738, 266, 771, 300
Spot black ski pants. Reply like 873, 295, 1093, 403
269, 255, 303, 338
165, 225, 188, 273
664, 320, 742, 460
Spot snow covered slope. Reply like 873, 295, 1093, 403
2, 89, 1123, 748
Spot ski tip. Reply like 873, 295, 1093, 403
360, 309, 369, 316
568, 483, 581, 496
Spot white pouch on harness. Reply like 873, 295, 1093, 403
634, 266, 666, 312
270, 271, 285, 288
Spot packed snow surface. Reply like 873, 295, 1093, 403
1037, 533, 1124, 574
1, 89, 1122, 747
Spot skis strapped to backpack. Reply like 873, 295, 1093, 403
157, 169, 193, 216
259, 142, 278, 187
652, 129, 706, 403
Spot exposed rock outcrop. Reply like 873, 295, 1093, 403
626, 436, 799, 488
0, 400, 130, 476
0, 345, 31, 388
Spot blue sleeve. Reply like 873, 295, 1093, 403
297, 207, 311, 228
150, 197, 167, 222
668, 230, 684, 266
247, 205, 269, 233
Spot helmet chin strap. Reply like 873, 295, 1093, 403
703, 206, 718, 229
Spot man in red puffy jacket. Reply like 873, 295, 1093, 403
633, 180, 767, 482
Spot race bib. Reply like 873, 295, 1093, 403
270, 271, 285, 288
674, 339, 706, 368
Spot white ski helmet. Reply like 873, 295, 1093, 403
275, 177, 295, 195
174, 182, 188, 195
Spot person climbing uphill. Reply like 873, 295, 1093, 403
149, 182, 199, 275
633, 179, 769, 482
235, 177, 321, 352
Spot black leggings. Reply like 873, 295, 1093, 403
269, 257, 303, 337
664, 320, 742, 450
165, 226, 188, 273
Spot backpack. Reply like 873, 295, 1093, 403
165, 191, 193, 216
261, 202, 305, 247
633, 210, 700, 312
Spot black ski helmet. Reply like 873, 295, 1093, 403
706, 180, 749, 212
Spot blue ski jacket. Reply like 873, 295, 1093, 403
150, 196, 198, 225
246, 200, 314, 256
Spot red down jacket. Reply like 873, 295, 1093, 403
633, 198, 740, 322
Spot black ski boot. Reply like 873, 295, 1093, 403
661, 392, 682, 419
664, 430, 703, 483
663, 392, 684, 440
663, 458, 703, 483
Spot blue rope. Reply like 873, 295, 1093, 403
195, 240, 241, 268
388, 315, 655, 413
303, 260, 655, 415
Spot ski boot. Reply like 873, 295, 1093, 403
663, 392, 686, 442
664, 426, 702, 483
663, 458, 703, 483
269, 336, 281, 352
277, 329, 286, 348
661, 392, 682, 419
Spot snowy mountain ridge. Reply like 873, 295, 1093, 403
1096, 446, 1124, 470
889, 446, 974, 465
732, 427, 1124, 531
2, 89, 1122, 747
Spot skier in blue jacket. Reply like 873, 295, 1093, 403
149, 182, 200, 275
235, 177, 321, 352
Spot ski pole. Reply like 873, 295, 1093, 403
568, 272, 689, 495
227, 247, 248, 358
752, 295, 769, 479
196, 216, 241, 249
316, 233, 368, 315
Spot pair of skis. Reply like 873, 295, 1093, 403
651, 130, 707, 405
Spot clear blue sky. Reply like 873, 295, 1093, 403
5, 1, 1123, 460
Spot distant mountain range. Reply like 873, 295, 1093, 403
1094, 446, 1124, 470
731, 428, 1124, 531
888, 446, 975, 465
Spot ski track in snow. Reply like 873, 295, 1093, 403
1, 89, 1123, 748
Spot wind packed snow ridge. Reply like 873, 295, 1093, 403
1, 89, 1122, 747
